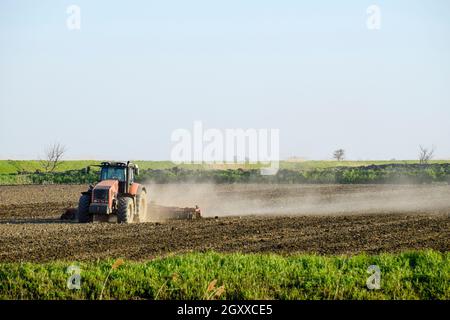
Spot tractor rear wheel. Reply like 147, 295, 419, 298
117, 197, 134, 223
77, 194, 92, 223
135, 190, 147, 223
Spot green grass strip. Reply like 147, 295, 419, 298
0, 250, 448, 300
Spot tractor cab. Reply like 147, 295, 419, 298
99, 162, 139, 194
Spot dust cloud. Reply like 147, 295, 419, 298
144, 183, 450, 217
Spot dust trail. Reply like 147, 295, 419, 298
144, 183, 450, 217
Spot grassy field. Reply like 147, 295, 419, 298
1, 159, 450, 185
1, 159, 449, 174
0, 251, 448, 300
0, 160, 256, 174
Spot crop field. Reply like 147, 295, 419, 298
0, 183, 449, 299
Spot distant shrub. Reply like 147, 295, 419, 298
1, 164, 449, 185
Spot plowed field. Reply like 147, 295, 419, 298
0, 184, 448, 262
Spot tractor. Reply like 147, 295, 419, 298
77, 161, 147, 223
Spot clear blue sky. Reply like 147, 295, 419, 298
1, 0, 449, 160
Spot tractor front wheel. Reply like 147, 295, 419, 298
117, 197, 134, 223
77, 194, 92, 223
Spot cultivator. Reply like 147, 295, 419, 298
61, 203, 202, 222
149, 204, 202, 221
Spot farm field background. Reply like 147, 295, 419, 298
1, 159, 450, 185
2, 159, 450, 174
0, 169, 449, 300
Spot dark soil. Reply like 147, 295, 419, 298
0, 184, 448, 262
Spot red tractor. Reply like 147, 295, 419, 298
77, 161, 147, 223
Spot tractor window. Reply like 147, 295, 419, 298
100, 167, 126, 181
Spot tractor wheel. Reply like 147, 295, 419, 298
117, 197, 134, 224
77, 194, 92, 223
135, 190, 147, 223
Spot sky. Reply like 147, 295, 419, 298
0, 0, 449, 160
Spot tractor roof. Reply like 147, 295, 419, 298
100, 161, 138, 169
